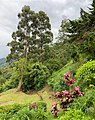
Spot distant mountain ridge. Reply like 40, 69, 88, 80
0, 58, 8, 67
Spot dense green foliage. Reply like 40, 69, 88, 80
7, 5, 53, 62
0, 103, 53, 120
0, 103, 94, 120
22, 62, 50, 91
1, 0, 95, 119
0, 60, 50, 92
0, 66, 19, 92
48, 61, 80, 91
66, 0, 95, 62
58, 108, 91, 120
0, 104, 25, 114
75, 60, 95, 89
71, 89, 95, 119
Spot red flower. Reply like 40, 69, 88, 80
62, 90, 70, 97
73, 86, 80, 92
66, 79, 74, 86
64, 72, 70, 80
51, 103, 58, 118
79, 92, 84, 96
73, 86, 84, 97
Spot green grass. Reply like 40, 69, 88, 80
49, 60, 81, 80
48, 61, 73, 88
50, 61, 73, 80
48, 61, 81, 91
0, 61, 80, 110
0, 87, 56, 110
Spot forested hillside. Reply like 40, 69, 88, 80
0, 58, 8, 67
0, 0, 95, 120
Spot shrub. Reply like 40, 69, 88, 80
22, 62, 50, 91
0, 66, 20, 93
49, 78, 68, 92
11, 107, 33, 120
0, 77, 18, 92
13, 108, 53, 120
0, 104, 26, 120
71, 89, 95, 119
44, 59, 63, 74
75, 60, 95, 89
51, 72, 84, 118
0, 103, 52, 120
0, 104, 25, 114
0, 62, 50, 92
37, 101, 47, 112
0, 113, 13, 120
48, 76, 69, 92
58, 108, 91, 120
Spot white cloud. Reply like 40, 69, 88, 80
0, 0, 92, 58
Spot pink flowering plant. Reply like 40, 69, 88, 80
51, 72, 84, 117
51, 103, 58, 118
64, 72, 74, 87
73, 86, 84, 97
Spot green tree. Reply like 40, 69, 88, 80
31, 11, 53, 62
7, 5, 53, 62
67, 0, 95, 61
58, 17, 70, 43
7, 6, 34, 61
22, 62, 50, 91
56, 17, 76, 63
14, 58, 27, 92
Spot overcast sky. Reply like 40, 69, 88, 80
0, 0, 92, 58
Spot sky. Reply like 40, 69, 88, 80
0, 0, 92, 58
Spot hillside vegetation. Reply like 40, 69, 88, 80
0, 58, 8, 67
0, 87, 56, 110
48, 61, 81, 91
1, 0, 95, 119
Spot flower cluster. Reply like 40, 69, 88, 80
64, 72, 70, 80
62, 90, 71, 98
51, 72, 84, 117
73, 86, 84, 97
64, 72, 74, 86
51, 103, 58, 118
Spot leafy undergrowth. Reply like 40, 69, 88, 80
49, 61, 73, 80
48, 61, 80, 91
0, 86, 57, 110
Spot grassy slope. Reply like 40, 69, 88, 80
0, 87, 56, 110
0, 61, 78, 110
50, 61, 73, 80
48, 60, 81, 83
48, 61, 74, 89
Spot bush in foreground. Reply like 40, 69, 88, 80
58, 108, 91, 120
75, 60, 95, 89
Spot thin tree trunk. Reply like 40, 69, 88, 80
16, 77, 23, 92
24, 40, 28, 61
25, 41, 28, 61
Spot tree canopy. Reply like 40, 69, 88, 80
7, 5, 53, 62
